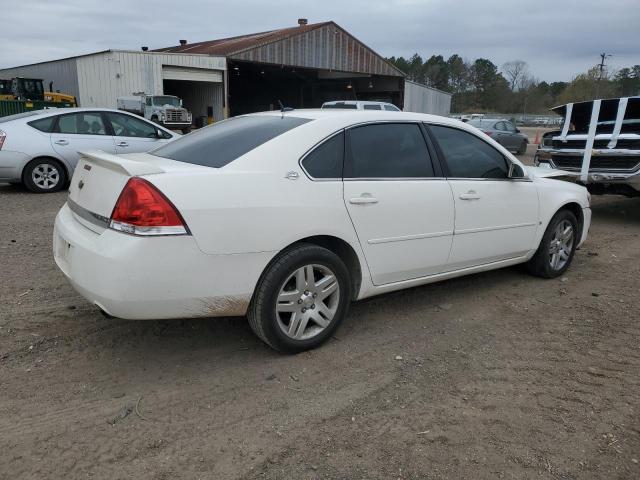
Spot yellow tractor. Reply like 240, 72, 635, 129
0, 77, 77, 105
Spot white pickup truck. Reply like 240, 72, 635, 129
117, 94, 192, 134
534, 96, 640, 197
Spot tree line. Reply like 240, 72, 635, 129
387, 54, 640, 114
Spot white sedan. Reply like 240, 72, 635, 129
0, 108, 178, 193
53, 110, 591, 352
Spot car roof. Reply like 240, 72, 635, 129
247, 108, 466, 128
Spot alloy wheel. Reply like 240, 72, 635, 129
31, 163, 60, 190
548, 220, 574, 270
275, 264, 340, 340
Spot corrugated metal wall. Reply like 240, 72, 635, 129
0, 57, 80, 99
403, 81, 451, 116
75, 51, 226, 108
230, 24, 403, 77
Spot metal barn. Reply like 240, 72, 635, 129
0, 20, 451, 123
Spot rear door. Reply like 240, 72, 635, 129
50, 111, 116, 169
343, 122, 455, 285
105, 111, 173, 154
428, 124, 539, 270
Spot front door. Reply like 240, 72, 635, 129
428, 124, 539, 270
343, 123, 455, 285
50, 111, 116, 170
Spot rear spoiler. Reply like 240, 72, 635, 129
78, 150, 165, 176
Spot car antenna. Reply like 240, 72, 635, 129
278, 100, 293, 118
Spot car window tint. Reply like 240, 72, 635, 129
430, 125, 509, 179
152, 115, 311, 168
57, 112, 107, 135
363, 104, 381, 110
384, 105, 399, 111
345, 123, 434, 178
106, 112, 159, 138
494, 122, 506, 131
28, 116, 56, 133
302, 132, 344, 179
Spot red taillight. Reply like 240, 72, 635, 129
110, 177, 188, 236
0, 130, 5, 150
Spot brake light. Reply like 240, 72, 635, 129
109, 177, 189, 236
0, 130, 5, 150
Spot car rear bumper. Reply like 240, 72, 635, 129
0, 150, 30, 182
53, 203, 274, 319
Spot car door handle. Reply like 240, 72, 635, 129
117, 141, 129, 147
459, 191, 480, 200
54, 140, 69, 146
349, 196, 378, 205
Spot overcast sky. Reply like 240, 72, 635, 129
2, 0, 639, 82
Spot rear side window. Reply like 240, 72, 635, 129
322, 103, 358, 110
28, 116, 56, 133
152, 115, 311, 168
363, 104, 381, 110
56, 112, 108, 135
384, 105, 400, 111
429, 125, 509, 179
302, 132, 344, 179
345, 123, 434, 178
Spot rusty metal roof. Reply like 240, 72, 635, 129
155, 22, 332, 56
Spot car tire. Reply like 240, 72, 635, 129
517, 141, 527, 155
248, 243, 352, 353
526, 209, 579, 278
181, 126, 192, 135
22, 158, 67, 193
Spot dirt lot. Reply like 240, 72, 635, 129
1, 144, 639, 479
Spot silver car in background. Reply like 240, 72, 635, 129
467, 118, 528, 155
0, 108, 178, 193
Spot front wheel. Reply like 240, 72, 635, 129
23, 159, 67, 193
526, 209, 578, 278
248, 243, 352, 353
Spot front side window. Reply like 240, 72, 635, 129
107, 112, 161, 138
363, 104, 382, 110
301, 132, 344, 179
345, 123, 434, 178
56, 112, 107, 135
429, 125, 508, 179
152, 115, 311, 168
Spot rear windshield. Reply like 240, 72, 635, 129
152, 115, 311, 168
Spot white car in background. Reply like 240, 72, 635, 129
0, 108, 178, 193
321, 100, 401, 111
53, 110, 590, 352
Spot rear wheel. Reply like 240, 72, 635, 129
526, 209, 578, 278
23, 159, 67, 193
248, 243, 351, 353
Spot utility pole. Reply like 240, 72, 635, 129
596, 52, 612, 97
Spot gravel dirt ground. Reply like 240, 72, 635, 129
1, 142, 639, 479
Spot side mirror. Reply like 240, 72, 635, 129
156, 128, 165, 139
508, 162, 526, 179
